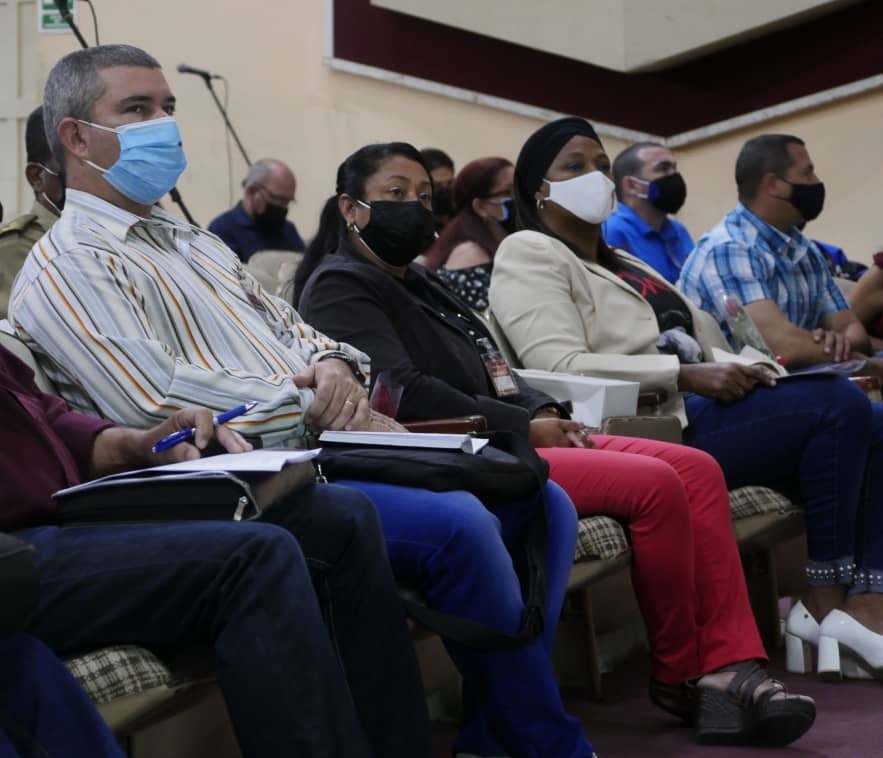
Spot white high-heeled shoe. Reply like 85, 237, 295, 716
784, 601, 870, 679
817, 609, 883, 681
785, 601, 820, 675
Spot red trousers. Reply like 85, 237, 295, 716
538, 435, 765, 683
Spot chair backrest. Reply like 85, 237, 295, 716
245, 250, 303, 299
0, 330, 55, 394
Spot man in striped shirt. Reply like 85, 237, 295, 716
13, 46, 599, 758
10, 61, 378, 450
8, 44, 436, 758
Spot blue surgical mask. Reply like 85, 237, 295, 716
78, 116, 187, 205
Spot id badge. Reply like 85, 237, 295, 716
477, 338, 518, 397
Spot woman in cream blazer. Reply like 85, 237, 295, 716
491, 229, 730, 425
491, 116, 883, 743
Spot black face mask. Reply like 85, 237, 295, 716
357, 200, 437, 266
778, 178, 826, 222
643, 172, 687, 214
254, 203, 289, 232
499, 198, 518, 235
431, 185, 454, 217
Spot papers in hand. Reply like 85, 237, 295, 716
318, 430, 489, 454
711, 346, 866, 380
151, 449, 319, 473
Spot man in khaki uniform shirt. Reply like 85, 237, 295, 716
0, 106, 63, 318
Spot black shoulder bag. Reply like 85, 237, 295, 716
316, 430, 549, 650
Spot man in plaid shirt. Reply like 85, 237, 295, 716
679, 134, 876, 371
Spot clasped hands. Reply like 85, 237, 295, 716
529, 416, 595, 449
294, 358, 405, 433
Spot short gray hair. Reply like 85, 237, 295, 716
242, 159, 293, 189
43, 44, 161, 162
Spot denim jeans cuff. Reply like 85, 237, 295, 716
848, 568, 883, 595
805, 556, 854, 587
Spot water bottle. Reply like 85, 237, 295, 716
716, 290, 775, 359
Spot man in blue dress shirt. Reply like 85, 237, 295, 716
603, 142, 694, 283
208, 158, 305, 262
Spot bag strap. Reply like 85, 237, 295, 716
402, 430, 549, 650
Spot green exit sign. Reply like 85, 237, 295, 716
39, 0, 77, 33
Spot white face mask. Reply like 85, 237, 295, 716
543, 171, 616, 224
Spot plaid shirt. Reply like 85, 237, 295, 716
678, 203, 847, 331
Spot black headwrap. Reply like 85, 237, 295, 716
514, 117, 603, 205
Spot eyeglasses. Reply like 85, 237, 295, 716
257, 186, 295, 208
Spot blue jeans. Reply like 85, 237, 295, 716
0, 635, 124, 758
340, 479, 594, 758
17, 483, 429, 758
682, 375, 883, 593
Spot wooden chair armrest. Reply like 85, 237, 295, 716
638, 389, 668, 408
600, 415, 683, 443
403, 415, 488, 434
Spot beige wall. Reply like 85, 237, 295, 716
675, 89, 883, 263
14, 0, 882, 262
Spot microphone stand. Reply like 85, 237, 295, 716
167, 188, 199, 226
197, 74, 252, 167
56, 2, 89, 49
57, 3, 200, 227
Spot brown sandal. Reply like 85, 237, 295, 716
694, 661, 815, 746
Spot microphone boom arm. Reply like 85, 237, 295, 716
196, 75, 251, 167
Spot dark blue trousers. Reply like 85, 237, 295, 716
341, 479, 594, 758
0, 635, 124, 758
683, 375, 883, 591
16, 483, 430, 758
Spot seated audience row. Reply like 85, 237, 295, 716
489, 120, 883, 685
10, 44, 592, 758
9, 39, 883, 758
294, 140, 814, 746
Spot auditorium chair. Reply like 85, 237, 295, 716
243, 249, 302, 299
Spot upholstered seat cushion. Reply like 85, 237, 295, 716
65, 645, 170, 705
574, 486, 802, 564
575, 516, 629, 562
728, 486, 797, 520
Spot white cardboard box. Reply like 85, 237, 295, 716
516, 370, 640, 427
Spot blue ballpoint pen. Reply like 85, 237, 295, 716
152, 401, 258, 453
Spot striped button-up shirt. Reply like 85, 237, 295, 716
678, 203, 847, 333
9, 190, 370, 448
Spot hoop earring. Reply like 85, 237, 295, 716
536, 198, 545, 210
346, 221, 356, 232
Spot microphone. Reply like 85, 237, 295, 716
54, 0, 71, 18
177, 63, 222, 80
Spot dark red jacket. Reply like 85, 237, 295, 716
0, 346, 112, 530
